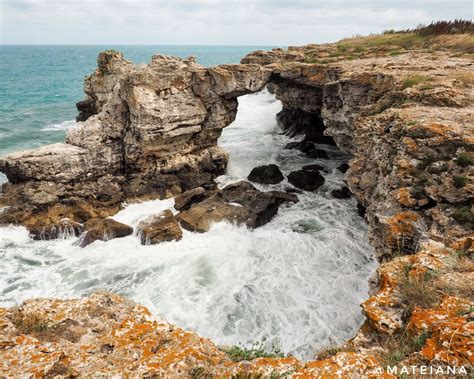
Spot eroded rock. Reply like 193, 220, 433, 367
0, 51, 270, 236
77, 218, 133, 247
177, 181, 281, 232
137, 210, 183, 244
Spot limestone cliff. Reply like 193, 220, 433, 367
0, 52, 270, 237
1, 27, 473, 377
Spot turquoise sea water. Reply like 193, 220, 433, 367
0, 45, 274, 154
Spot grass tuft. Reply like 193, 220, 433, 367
453, 175, 468, 188
456, 153, 474, 167
222, 342, 285, 362
403, 74, 431, 89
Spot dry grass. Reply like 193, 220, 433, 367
381, 331, 428, 368
398, 269, 441, 311
402, 74, 432, 89
449, 70, 474, 85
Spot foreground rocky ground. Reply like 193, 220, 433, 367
1, 23, 473, 377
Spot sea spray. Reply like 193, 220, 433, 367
0, 90, 376, 360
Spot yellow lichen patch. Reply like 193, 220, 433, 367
408, 296, 473, 366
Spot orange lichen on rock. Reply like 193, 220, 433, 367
408, 296, 474, 366
293, 352, 394, 378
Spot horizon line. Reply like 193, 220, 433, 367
0, 43, 284, 47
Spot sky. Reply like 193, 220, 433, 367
0, 0, 472, 45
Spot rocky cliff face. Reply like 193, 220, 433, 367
0, 52, 270, 236
246, 49, 473, 262
1, 33, 473, 377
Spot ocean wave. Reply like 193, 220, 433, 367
41, 119, 77, 132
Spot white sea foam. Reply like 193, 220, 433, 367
41, 119, 77, 131
0, 89, 376, 360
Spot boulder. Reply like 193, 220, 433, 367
137, 210, 183, 245
247, 164, 284, 184
331, 186, 352, 199
177, 181, 281, 232
174, 186, 210, 211
76, 218, 133, 247
288, 170, 325, 191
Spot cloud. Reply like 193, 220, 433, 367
0, 0, 472, 45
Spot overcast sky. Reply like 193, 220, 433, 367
0, 0, 472, 45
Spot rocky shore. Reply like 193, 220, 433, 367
1, 28, 473, 377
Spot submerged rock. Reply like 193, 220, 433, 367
331, 186, 352, 199
288, 170, 325, 191
76, 218, 133, 247
177, 181, 281, 232
306, 148, 329, 159
137, 210, 183, 244
337, 162, 350, 173
302, 164, 327, 173
247, 164, 284, 184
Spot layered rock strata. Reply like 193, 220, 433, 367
1, 33, 473, 376
0, 51, 270, 238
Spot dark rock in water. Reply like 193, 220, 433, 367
247, 164, 284, 184
284, 141, 314, 153
284, 141, 300, 150
137, 210, 183, 245
288, 170, 325, 191
357, 202, 367, 218
285, 187, 303, 194
302, 164, 327, 173
306, 149, 329, 159
267, 191, 299, 204
77, 218, 133, 247
337, 163, 350, 173
174, 186, 210, 211
331, 186, 352, 199
177, 181, 282, 233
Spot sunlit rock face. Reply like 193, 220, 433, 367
0, 52, 270, 234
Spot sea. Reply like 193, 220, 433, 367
0, 45, 376, 360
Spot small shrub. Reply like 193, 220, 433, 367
453, 175, 468, 188
456, 153, 474, 167
403, 74, 431, 89
417, 156, 436, 170
452, 206, 474, 228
